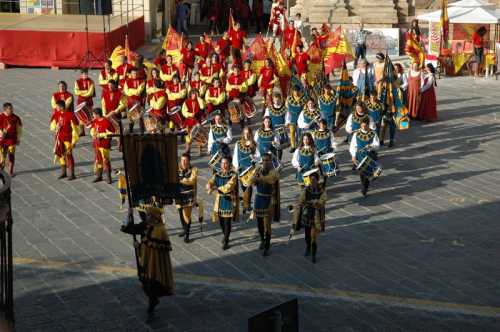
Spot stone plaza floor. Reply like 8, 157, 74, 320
0, 69, 499, 331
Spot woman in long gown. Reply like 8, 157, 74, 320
419, 63, 438, 122
407, 62, 421, 119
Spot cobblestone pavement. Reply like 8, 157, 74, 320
1, 69, 500, 331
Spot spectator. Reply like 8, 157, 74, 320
175, 0, 190, 35
352, 21, 371, 69
263, 0, 272, 31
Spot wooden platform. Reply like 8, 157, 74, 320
0, 13, 140, 32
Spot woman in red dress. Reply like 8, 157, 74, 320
418, 63, 437, 122
407, 62, 421, 119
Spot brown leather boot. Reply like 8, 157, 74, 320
93, 168, 103, 182
58, 166, 67, 179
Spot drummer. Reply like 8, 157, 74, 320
205, 78, 226, 117
90, 108, 117, 184
181, 89, 205, 153
208, 113, 233, 167
166, 75, 187, 111
99, 60, 118, 91
364, 93, 383, 137
232, 126, 257, 215
149, 80, 168, 132
124, 68, 146, 133
312, 119, 336, 156
254, 116, 279, 166
264, 92, 287, 161
241, 59, 257, 98
146, 68, 164, 104
291, 132, 320, 186
346, 101, 376, 143
297, 98, 322, 138
349, 117, 380, 197
51, 81, 73, 113
160, 55, 178, 85
101, 80, 126, 122
188, 72, 207, 99
286, 85, 307, 153
318, 84, 336, 130
226, 65, 248, 126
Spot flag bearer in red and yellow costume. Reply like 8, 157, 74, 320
0, 103, 23, 176
90, 108, 117, 184
99, 60, 118, 91
51, 81, 73, 113
50, 100, 79, 180
258, 58, 278, 106
181, 90, 205, 153
160, 55, 178, 85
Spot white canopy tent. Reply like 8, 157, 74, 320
417, 0, 500, 24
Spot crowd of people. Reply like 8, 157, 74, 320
0, 5, 443, 317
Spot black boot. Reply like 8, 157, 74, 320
262, 234, 271, 257
304, 245, 311, 256
104, 168, 112, 184
311, 243, 317, 263
178, 209, 186, 237
258, 219, 265, 250
184, 223, 191, 243
147, 296, 159, 315
388, 140, 394, 148
222, 239, 229, 250
93, 169, 103, 182
58, 166, 67, 179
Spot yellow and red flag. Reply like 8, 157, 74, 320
243, 34, 268, 73
162, 26, 184, 64
307, 43, 323, 82
228, 9, 235, 34
440, 0, 449, 49
405, 31, 425, 68
323, 27, 354, 74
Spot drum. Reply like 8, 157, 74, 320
208, 151, 222, 171
144, 116, 161, 133
167, 106, 183, 129
242, 97, 257, 119
127, 103, 143, 123
239, 165, 256, 187
190, 124, 208, 146
228, 100, 242, 124
106, 114, 120, 131
356, 156, 383, 180
320, 153, 337, 177
303, 168, 320, 187
273, 125, 290, 150
75, 102, 92, 126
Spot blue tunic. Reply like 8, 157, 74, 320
286, 95, 306, 125
210, 124, 229, 156
254, 169, 278, 217
312, 129, 333, 155
268, 104, 286, 127
214, 170, 237, 217
350, 112, 370, 133
296, 146, 316, 184
236, 140, 255, 173
355, 130, 375, 162
365, 100, 383, 124
256, 128, 275, 157
318, 93, 336, 128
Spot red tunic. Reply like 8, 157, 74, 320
241, 69, 256, 97
160, 64, 178, 83
150, 90, 168, 120
227, 73, 245, 99
259, 66, 275, 90
0, 113, 22, 147
182, 98, 203, 128
136, 67, 148, 82
75, 78, 95, 107
102, 89, 124, 114
217, 38, 231, 57
154, 56, 166, 67
116, 64, 136, 87
195, 42, 211, 59
229, 29, 246, 50
294, 52, 310, 75
124, 78, 145, 107
269, 6, 286, 32
167, 83, 186, 109
283, 26, 296, 49
181, 48, 196, 68
91, 117, 115, 149
51, 111, 79, 143
52, 91, 73, 111
99, 69, 117, 90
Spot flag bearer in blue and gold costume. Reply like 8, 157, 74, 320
176, 153, 201, 244
249, 153, 280, 257
349, 117, 380, 196
233, 127, 257, 215
292, 170, 326, 263
364, 93, 384, 137
207, 157, 239, 250
285, 85, 307, 152
121, 205, 174, 318
318, 84, 336, 130
291, 132, 320, 186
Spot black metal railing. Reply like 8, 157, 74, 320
0, 170, 14, 324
